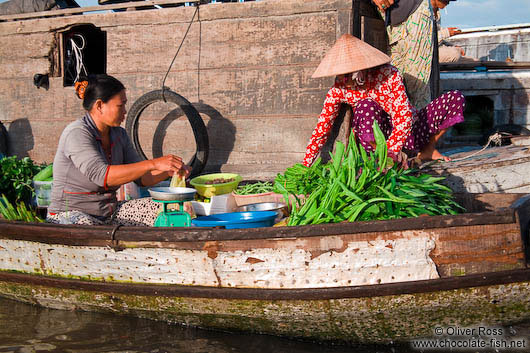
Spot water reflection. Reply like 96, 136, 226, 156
1, 297, 528, 353
0, 298, 410, 353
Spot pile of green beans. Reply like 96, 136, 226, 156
274, 122, 464, 226
234, 181, 274, 195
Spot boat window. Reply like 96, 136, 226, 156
60, 24, 106, 87
443, 95, 495, 149
453, 95, 494, 137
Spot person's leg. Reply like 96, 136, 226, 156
416, 128, 450, 161
110, 198, 162, 226
414, 90, 465, 161
351, 99, 393, 152
46, 210, 106, 225
439, 45, 463, 63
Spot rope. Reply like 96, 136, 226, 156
70, 34, 87, 83
161, 4, 200, 102
447, 132, 503, 163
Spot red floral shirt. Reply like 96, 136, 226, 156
303, 64, 416, 166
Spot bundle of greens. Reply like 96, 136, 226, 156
0, 156, 45, 204
0, 194, 44, 222
274, 122, 464, 226
273, 160, 325, 196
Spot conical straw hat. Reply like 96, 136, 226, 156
312, 34, 391, 78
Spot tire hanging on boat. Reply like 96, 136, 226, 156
0, 121, 7, 156
125, 89, 209, 177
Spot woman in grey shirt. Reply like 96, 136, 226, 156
47, 74, 190, 226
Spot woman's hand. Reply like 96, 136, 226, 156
389, 151, 409, 170
152, 154, 189, 176
176, 164, 192, 178
138, 155, 191, 187
106, 154, 191, 187
371, 0, 394, 12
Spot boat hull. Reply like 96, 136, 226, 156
0, 192, 529, 344
1, 270, 530, 344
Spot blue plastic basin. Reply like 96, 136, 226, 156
191, 211, 277, 229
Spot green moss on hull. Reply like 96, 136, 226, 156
1, 279, 530, 344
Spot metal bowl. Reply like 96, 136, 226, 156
237, 202, 288, 218
148, 187, 197, 201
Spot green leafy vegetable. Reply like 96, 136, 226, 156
0, 156, 46, 205
234, 181, 272, 195
234, 181, 274, 195
273, 160, 326, 196
0, 194, 44, 222
275, 122, 464, 226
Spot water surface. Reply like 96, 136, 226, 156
1, 297, 528, 353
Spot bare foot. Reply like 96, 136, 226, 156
432, 149, 451, 161
417, 148, 451, 162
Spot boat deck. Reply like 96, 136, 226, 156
425, 138, 530, 193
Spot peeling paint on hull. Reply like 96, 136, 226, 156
1, 279, 530, 344
0, 237, 439, 288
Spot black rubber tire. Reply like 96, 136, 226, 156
0, 121, 7, 156
125, 89, 209, 177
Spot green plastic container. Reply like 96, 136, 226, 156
34, 180, 52, 207
190, 173, 242, 198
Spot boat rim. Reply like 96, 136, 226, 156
1, 268, 529, 300
0, 207, 517, 245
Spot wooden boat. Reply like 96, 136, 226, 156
2, 0, 530, 342
2, 0, 530, 192
1, 192, 530, 344
0, 0, 389, 180
426, 138, 530, 193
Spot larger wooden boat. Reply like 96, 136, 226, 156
2, 0, 530, 193
427, 139, 530, 193
0, 0, 389, 180
1, 192, 530, 344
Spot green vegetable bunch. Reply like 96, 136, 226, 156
275, 122, 464, 226
234, 181, 274, 195
0, 194, 44, 222
33, 164, 53, 182
273, 160, 325, 196
0, 156, 45, 204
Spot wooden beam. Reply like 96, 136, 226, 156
441, 61, 530, 71
0, 209, 516, 245
0, 0, 198, 22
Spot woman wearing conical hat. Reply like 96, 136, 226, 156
303, 34, 465, 167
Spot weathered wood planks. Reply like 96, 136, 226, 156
0, 0, 385, 178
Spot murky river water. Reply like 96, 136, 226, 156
1, 297, 529, 353
0, 297, 409, 353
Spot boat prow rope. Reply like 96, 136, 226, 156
449, 132, 503, 162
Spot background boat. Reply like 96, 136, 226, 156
0, 0, 388, 179
1, 0, 530, 192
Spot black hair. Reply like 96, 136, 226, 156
78, 74, 125, 111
